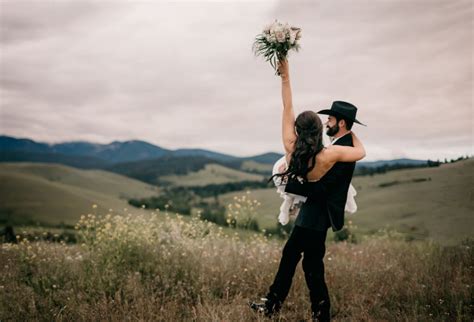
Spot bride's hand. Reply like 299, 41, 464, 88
277, 59, 289, 80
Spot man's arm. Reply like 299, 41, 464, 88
285, 180, 326, 199
284, 132, 361, 199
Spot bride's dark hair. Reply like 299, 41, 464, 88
269, 110, 324, 183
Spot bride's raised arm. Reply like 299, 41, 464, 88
278, 59, 297, 161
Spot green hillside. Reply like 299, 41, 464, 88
240, 160, 273, 174
218, 159, 474, 245
0, 162, 159, 226
350, 158, 473, 245
1, 159, 472, 245
160, 163, 264, 187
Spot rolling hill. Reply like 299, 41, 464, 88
0, 135, 283, 181
159, 163, 265, 186
0, 162, 159, 227
217, 159, 474, 245
104, 155, 229, 185
349, 158, 473, 245
0, 150, 111, 169
1, 158, 472, 245
2, 135, 441, 185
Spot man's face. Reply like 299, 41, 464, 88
326, 116, 339, 136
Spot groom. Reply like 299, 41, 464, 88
293, 101, 366, 231
250, 101, 365, 321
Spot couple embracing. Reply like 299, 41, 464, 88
249, 59, 366, 321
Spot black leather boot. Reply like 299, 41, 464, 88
311, 299, 330, 321
248, 297, 282, 317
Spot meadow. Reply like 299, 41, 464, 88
1, 210, 472, 321
3, 159, 472, 246
218, 159, 474, 245
1, 160, 473, 320
0, 162, 158, 226
160, 163, 264, 187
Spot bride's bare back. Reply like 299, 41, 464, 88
306, 149, 335, 181
285, 147, 339, 182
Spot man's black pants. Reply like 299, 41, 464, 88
266, 224, 330, 315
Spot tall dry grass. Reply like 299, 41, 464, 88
0, 209, 472, 321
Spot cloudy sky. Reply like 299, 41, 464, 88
0, 0, 472, 161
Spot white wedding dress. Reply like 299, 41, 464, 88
272, 155, 358, 226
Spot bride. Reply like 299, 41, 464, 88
249, 59, 366, 321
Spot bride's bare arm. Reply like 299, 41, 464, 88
278, 59, 297, 159
328, 132, 366, 162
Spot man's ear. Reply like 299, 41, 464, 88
338, 119, 346, 129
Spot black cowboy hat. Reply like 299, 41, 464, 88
318, 101, 366, 126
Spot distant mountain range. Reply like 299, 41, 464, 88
0, 135, 288, 183
357, 158, 428, 168
0, 135, 430, 184
0, 135, 281, 164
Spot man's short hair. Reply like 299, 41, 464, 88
336, 116, 354, 130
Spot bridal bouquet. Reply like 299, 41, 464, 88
252, 20, 302, 75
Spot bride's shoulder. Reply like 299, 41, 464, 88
317, 146, 338, 163
317, 146, 333, 157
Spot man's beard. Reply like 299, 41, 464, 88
326, 123, 339, 136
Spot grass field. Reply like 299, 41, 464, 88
351, 159, 474, 245
1, 159, 472, 245
1, 160, 472, 320
218, 159, 474, 245
1, 213, 471, 321
160, 163, 264, 187
0, 162, 159, 226
240, 160, 273, 173
0, 162, 263, 240
217, 189, 281, 230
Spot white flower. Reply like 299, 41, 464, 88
290, 31, 296, 45
289, 29, 297, 44
270, 22, 283, 34
275, 30, 286, 43
294, 27, 302, 41
289, 28, 302, 45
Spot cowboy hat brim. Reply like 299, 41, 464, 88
317, 109, 366, 126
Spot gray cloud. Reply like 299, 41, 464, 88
0, 0, 472, 161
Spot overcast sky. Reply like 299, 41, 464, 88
0, 0, 472, 161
